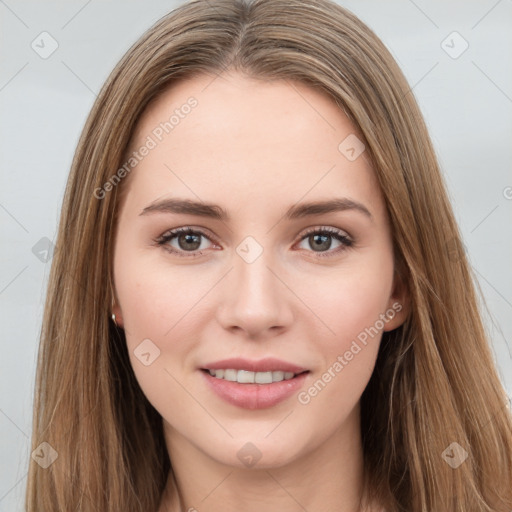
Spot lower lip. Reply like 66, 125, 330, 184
200, 370, 309, 410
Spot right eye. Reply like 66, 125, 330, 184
155, 227, 219, 258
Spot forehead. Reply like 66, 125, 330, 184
120, 71, 383, 220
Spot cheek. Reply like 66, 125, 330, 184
293, 253, 394, 407
113, 248, 216, 401
302, 257, 394, 348
114, 265, 199, 416
114, 245, 206, 340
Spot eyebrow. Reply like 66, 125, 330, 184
139, 197, 372, 221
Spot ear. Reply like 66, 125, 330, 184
112, 301, 125, 328
383, 267, 410, 332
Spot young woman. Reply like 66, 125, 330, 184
25, 0, 512, 511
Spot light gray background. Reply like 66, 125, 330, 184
1, 1, 511, 509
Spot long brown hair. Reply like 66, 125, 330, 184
26, 0, 512, 510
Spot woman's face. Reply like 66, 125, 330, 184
112, 71, 407, 469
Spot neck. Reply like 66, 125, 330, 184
158, 406, 377, 512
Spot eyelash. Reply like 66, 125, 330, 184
155, 226, 353, 259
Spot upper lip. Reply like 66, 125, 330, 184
201, 357, 308, 374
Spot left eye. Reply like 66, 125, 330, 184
295, 228, 353, 256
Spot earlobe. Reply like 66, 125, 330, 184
111, 303, 124, 328
383, 270, 410, 332
383, 299, 409, 332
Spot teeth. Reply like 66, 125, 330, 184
255, 371, 272, 384
272, 371, 284, 382
238, 370, 255, 383
207, 369, 298, 383
224, 369, 237, 382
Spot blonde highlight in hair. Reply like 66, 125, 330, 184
26, 1, 512, 510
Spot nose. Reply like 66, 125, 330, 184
216, 248, 294, 339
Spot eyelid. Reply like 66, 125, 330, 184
157, 225, 218, 243
298, 225, 352, 241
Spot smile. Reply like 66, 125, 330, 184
205, 369, 299, 384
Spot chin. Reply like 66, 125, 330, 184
205, 435, 308, 471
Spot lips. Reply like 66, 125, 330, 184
200, 357, 310, 409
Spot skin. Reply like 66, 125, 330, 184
112, 71, 408, 512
